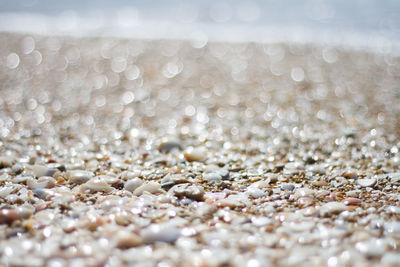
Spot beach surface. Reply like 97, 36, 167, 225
0, 32, 400, 266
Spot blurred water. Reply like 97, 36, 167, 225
0, 0, 399, 52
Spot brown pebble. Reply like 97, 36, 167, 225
342, 171, 358, 179
297, 197, 315, 207
343, 197, 362, 206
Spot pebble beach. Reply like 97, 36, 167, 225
0, 32, 400, 266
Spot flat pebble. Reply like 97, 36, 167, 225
124, 178, 144, 192
203, 173, 222, 183
115, 231, 143, 249
80, 179, 113, 193
281, 183, 295, 191
357, 178, 376, 187
355, 239, 386, 258
343, 197, 362, 206
133, 182, 162, 196
67, 170, 94, 184
142, 224, 181, 243
28, 165, 58, 178
319, 202, 347, 216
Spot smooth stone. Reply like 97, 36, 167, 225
80, 179, 113, 193
124, 178, 143, 192
27, 176, 56, 189
0, 156, 15, 168
343, 197, 362, 206
281, 183, 295, 191
115, 231, 143, 249
246, 187, 265, 199
33, 188, 56, 200
170, 184, 205, 201
203, 173, 222, 183
141, 224, 180, 243
319, 202, 347, 216
0, 186, 14, 198
158, 141, 182, 153
357, 178, 376, 187
386, 206, 400, 214
251, 216, 272, 227
133, 182, 161, 196
184, 147, 206, 162
355, 239, 386, 258
67, 170, 93, 184
0, 208, 32, 224
28, 165, 58, 178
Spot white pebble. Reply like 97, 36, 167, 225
141, 224, 180, 243
319, 202, 347, 216
133, 182, 161, 196
124, 178, 143, 192
357, 178, 376, 187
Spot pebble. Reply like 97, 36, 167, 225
385, 206, 400, 214
27, 177, 56, 189
158, 141, 182, 153
27, 165, 58, 178
345, 190, 361, 198
0, 208, 32, 224
184, 147, 206, 162
355, 239, 386, 258
67, 170, 94, 184
281, 183, 295, 191
170, 184, 205, 201
115, 231, 143, 249
80, 179, 113, 193
357, 178, 376, 187
319, 202, 347, 216
0, 186, 14, 198
343, 198, 362, 206
141, 224, 181, 243
133, 182, 162, 196
203, 172, 222, 183
246, 187, 265, 199
0, 156, 15, 168
124, 178, 144, 192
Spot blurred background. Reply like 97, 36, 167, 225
0, 0, 399, 52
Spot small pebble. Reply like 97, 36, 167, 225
0, 156, 15, 168
343, 197, 362, 206
203, 173, 222, 183
115, 231, 143, 249
133, 182, 162, 196
141, 224, 181, 243
319, 202, 347, 216
357, 178, 376, 187
170, 184, 205, 201
158, 141, 182, 153
80, 179, 113, 193
124, 178, 143, 192
281, 183, 295, 191
28, 165, 58, 178
184, 147, 206, 162
67, 170, 94, 184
